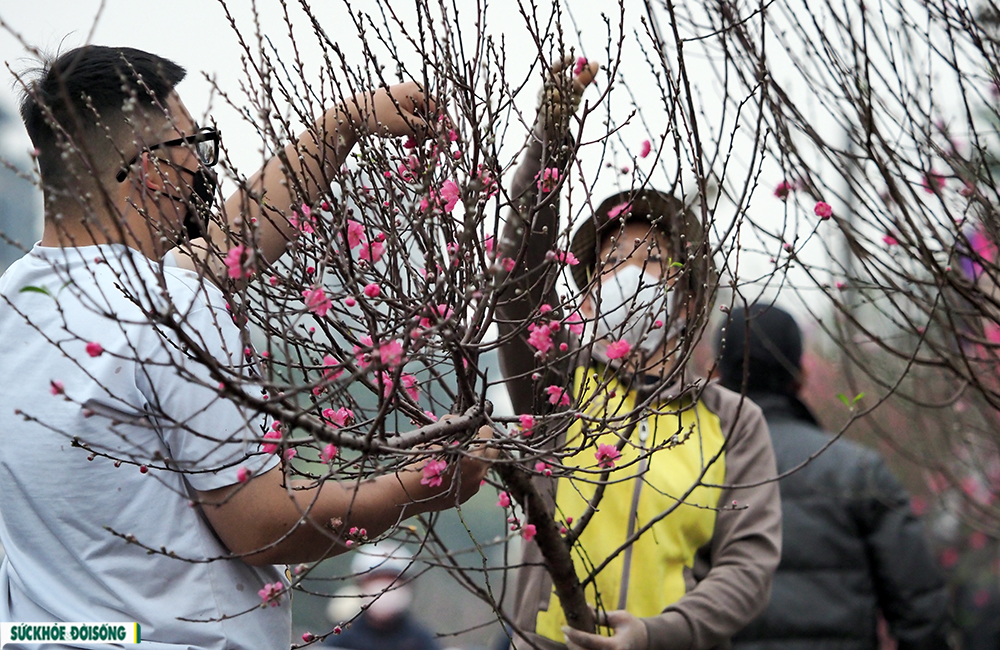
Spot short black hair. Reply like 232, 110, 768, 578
19, 45, 186, 192
716, 303, 803, 396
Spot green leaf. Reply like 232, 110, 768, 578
19, 285, 52, 297
852, 392, 865, 404
837, 393, 850, 407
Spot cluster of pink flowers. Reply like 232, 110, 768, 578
605, 339, 631, 360
521, 524, 537, 542
497, 491, 511, 508
322, 406, 354, 428
358, 240, 385, 263
303, 286, 332, 317
321, 443, 338, 463
814, 201, 833, 220
476, 165, 498, 200
419, 304, 453, 329
224, 244, 255, 280
421, 458, 448, 488
564, 311, 585, 336
400, 374, 420, 401
550, 250, 579, 266
536, 168, 560, 193
527, 321, 558, 356
375, 339, 404, 368
353, 335, 373, 369
343, 220, 386, 263
420, 179, 462, 213
774, 180, 795, 200
322, 355, 344, 381
534, 461, 553, 477
595, 443, 621, 469
288, 204, 316, 234
546, 385, 571, 407
258, 581, 284, 606
519, 414, 535, 436
262, 422, 283, 454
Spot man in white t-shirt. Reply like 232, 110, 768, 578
0, 45, 492, 649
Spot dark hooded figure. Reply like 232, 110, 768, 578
719, 304, 950, 650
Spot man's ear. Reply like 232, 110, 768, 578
139, 152, 166, 192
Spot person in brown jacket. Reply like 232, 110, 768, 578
494, 60, 782, 650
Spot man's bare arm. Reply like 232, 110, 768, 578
172, 81, 434, 274
195, 425, 493, 566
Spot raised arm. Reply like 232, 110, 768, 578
172, 82, 434, 274
495, 60, 598, 416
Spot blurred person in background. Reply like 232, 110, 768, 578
324, 545, 440, 650
717, 303, 950, 650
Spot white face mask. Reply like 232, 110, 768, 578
361, 577, 413, 624
588, 265, 683, 356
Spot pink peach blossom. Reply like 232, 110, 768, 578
346, 220, 365, 249
358, 240, 385, 262
546, 385, 570, 407
377, 340, 404, 367
262, 429, 282, 454
440, 180, 461, 211
421, 458, 448, 488
224, 244, 255, 279
401, 374, 420, 401
322, 355, 344, 381
606, 339, 631, 360
595, 443, 621, 469
552, 250, 579, 266
258, 581, 284, 606
774, 180, 794, 200
302, 286, 332, 316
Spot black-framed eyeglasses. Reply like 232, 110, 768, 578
116, 127, 221, 183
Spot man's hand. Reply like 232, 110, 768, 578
562, 610, 649, 650
403, 423, 497, 511
342, 81, 436, 140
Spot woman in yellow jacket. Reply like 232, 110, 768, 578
494, 62, 781, 650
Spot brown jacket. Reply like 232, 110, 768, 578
495, 129, 782, 650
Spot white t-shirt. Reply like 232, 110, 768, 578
0, 244, 289, 649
